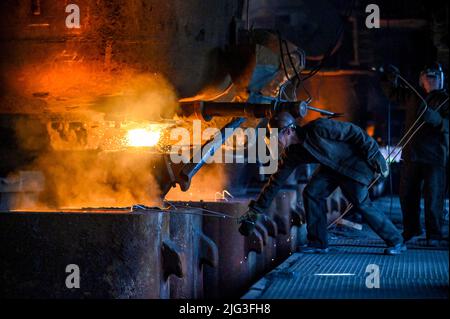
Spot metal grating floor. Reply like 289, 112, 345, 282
243, 196, 449, 299
242, 245, 449, 299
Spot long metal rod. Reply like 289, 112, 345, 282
306, 105, 343, 117
133, 202, 236, 219
180, 117, 247, 181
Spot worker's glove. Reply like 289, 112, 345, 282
368, 151, 389, 178
238, 208, 260, 236
422, 108, 443, 127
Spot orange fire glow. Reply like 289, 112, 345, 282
126, 125, 162, 147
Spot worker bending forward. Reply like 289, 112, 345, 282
239, 112, 406, 255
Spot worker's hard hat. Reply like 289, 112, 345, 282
268, 112, 297, 133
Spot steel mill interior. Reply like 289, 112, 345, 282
0, 0, 448, 301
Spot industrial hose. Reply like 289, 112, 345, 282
132, 202, 238, 220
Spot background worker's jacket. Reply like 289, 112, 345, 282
402, 89, 449, 167
251, 118, 380, 213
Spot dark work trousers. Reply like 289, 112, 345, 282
303, 166, 403, 248
399, 161, 446, 240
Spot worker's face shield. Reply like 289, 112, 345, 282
420, 70, 444, 92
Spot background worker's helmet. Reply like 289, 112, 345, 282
268, 112, 297, 134
419, 62, 445, 90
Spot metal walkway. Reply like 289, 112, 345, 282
242, 246, 448, 299
242, 197, 449, 299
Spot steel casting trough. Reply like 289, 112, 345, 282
0, 208, 192, 299
169, 201, 265, 299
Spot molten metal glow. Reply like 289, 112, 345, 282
126, 126, 161, 147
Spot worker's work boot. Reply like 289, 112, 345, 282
402, 231, 424, 243
414, 237, 448, 247
384, 243, 407, 255
425, 239, 448, 248
426, 239, 441, 247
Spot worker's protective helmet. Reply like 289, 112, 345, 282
419, 62, 445, 90
268, 112, 297, 134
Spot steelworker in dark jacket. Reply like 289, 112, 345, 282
239, 112, 406, 255
400, 63, 449, 246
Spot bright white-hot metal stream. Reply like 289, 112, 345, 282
126, 125, 162, 147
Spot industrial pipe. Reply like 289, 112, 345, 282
177, 100, 342, 121
177, 100, 306, 121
